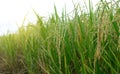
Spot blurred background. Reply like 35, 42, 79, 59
0, 0, 99, 35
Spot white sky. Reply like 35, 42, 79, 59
0, 0, 99, 35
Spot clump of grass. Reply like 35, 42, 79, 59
0, 0, 120, 74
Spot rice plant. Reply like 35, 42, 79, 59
0, 0, 120, 74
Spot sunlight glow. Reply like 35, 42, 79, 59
0, 0, 99, 35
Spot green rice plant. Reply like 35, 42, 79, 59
0, 0, 120, 74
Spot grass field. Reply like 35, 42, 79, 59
0, 0, 120, 74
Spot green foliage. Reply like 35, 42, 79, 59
0, 0, 120, 74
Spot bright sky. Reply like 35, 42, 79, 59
0, 0, 99, 35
